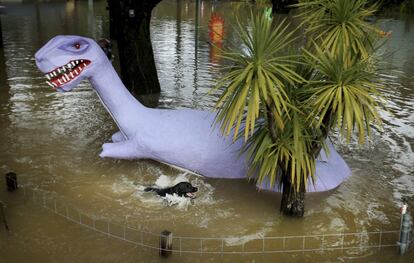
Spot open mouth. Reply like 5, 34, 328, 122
44, 59, 91, 89
185, 192, 197, 198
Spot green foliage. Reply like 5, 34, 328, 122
303, 44, 383, 144
212, 14, 302, 141
245, 100, 318, 192
213, 0, 386, 193
294, 0, 379, 59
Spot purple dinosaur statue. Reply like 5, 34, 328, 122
34, 35, 351, 192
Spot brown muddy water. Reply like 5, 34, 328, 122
0, 0, 413, 262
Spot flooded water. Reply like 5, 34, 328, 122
0, 0, 413, 262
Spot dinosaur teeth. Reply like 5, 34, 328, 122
44, 60, 91, 88
46, 81, 54, 88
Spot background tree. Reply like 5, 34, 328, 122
212, 0, 386, 216
0, 14, 3, 48
108, 0, 161, 100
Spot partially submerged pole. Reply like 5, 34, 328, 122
159, 230, 173, 257
5, 172, 17, 192
398, 199, 412, 255
0, 201, 8, 231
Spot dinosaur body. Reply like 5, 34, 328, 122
35, 35, 351, 192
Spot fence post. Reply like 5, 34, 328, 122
5, 172, 17, 192
321, 235, 325, 251
378, 231, 382, 251
159, 230, 173, 257
262, 237, 265, 252
107, 221, 110, 236
398, 200, 412, 255
0, 201, 9, 231
302, 236, 305, 252
398, 214, 412, 255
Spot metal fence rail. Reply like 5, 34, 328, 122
3, 184, 402, 255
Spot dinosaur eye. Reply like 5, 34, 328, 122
59, 39, 89, 53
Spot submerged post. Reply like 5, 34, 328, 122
398, 199, 412, 255
159, 230, 173, 257
5, 172, 17, 191
0, 201, 8, 230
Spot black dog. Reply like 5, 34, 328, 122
145, 182, 198, 198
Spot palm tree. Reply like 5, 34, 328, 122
212, 0, 385, 216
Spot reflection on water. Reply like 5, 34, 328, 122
0, 0, 413, 262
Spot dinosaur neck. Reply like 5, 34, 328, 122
89, 60, 146, 138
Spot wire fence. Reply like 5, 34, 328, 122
1, 182, 407, 256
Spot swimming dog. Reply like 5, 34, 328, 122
145, 182, 198, 198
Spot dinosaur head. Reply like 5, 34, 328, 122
35, 35, 108, 92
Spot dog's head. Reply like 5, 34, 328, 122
172, 182, 198, 198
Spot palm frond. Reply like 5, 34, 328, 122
244, 106, 317, 191
303, 43, 384, 143
294, 0, 380, 60
211, 13, 303, 141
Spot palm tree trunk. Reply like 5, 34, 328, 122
265, 103, 305, 217
280, 170, 305, 217
312, 109, 334, 157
